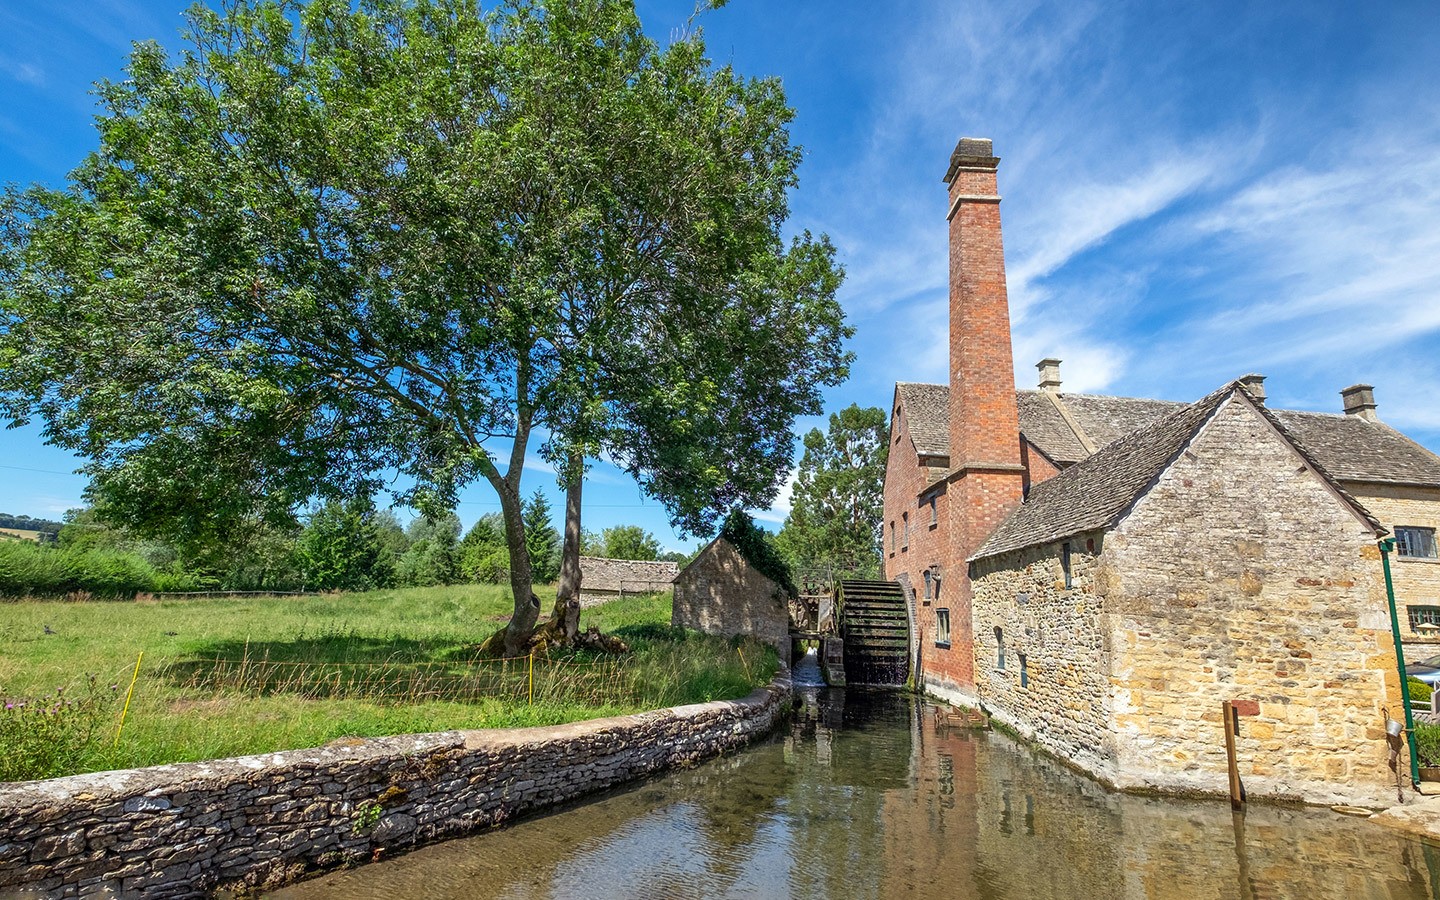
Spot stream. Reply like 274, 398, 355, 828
272, 651, 1440, 899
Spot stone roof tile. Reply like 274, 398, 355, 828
971, 387, 1232, 560
892, 382, 1440, 488
1271, 411, 1440, 486
895, 382, 951, 457
970, 386, 1387, 561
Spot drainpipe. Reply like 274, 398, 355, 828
1380, 536, 1421, 788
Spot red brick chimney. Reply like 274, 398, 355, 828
939, 136, 1026, 688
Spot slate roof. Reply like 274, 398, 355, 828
971, 387, 1233, 559
893, 382, 1440, 487
970, 386, 1386, 560
1271, 410, 1440, 486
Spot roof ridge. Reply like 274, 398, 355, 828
970, 384, 1237, 561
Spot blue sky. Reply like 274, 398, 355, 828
3, 0, 1439, 552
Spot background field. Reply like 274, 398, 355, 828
0, 586, 776, 781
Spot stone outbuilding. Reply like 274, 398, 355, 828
576, 556, 678, 606
882, 135, 1440, 806
673, 537, 792, 665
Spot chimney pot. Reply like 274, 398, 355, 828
1037, 358, 1062, 393
1341, 384, 1378, 421
1238, 374, 1266, 405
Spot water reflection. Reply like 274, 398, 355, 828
273, 653, 1440, 900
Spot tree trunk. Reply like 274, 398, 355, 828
550, 450, 584, 643
499, 488, 539, 657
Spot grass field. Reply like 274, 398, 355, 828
0, 585, 777, 782
0, 528, 44, 542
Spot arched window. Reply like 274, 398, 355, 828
995, 626, 1005, 671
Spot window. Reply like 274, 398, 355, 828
1019, 653, 1028, 688
923, 568, 932, 600
935, 608, 951, 647
1062, 542, 1073, 589
995, 626, 1005, 670
932, 566, 942, 601
1408, 605, 1440, 632
929, 495, 938, 527
1397, 527, 1439, 559
889, 521, 896, 553
902, 513, 909, 551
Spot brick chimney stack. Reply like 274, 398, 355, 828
938, 136, 1026, 689
1341, 384, 1378, 421
944, 137, 1023, 474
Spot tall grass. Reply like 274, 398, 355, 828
0, 586, 777, 781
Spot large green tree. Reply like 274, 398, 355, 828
775, 404, 888, 579
593, 525, 661, 561
0, 0, 847, 655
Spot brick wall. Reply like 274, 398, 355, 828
673, 538, 791, 665
0, 671, 792, 897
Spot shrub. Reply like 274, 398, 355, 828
0, 675, 120, 781
0, 540, 166, 599
1416, 721, 1440, 768
1410, 677, 1434, 705
719, 510, 796, 597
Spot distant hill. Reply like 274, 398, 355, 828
0, 513, 63, 536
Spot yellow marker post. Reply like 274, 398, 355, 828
527, 651, 535, 706
114, 651, 144, 748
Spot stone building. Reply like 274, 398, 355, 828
883, 136, 1440, 805
673, 537, 792, 665
576, 556, 679, 605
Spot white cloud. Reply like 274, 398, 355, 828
0, 57, 44, 86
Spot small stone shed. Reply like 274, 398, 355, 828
673, 537, 792, 665
576, 556, 679, 606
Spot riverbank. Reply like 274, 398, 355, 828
0, 587, 775, 780
0, 664, 793, 897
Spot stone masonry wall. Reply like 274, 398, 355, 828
673, 538, 791, 665
1102, 395, 1400, 806
971, 531, 1116, 781
1345, 483, 1440, 660
0, 670, 791, 898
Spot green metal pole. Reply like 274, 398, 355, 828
1380, 537, 1421, 788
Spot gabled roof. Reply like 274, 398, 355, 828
972, 386, 1233, 560
894, 382, 951, 457
891, 381, 1440, 487
970, 385, 1385, 561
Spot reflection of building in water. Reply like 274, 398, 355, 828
965, 728, 1440, 900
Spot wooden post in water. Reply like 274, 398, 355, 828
1223, 700, 1244, 810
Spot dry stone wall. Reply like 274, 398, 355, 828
0, 670, 791, 898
